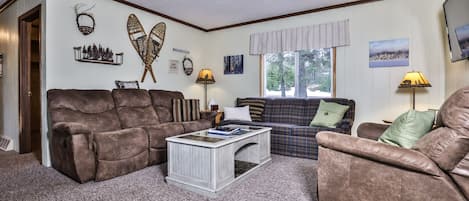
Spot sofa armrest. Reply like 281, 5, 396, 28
336, 118, 353, 134
357, 122, 389, 140
317, 131, 441, 176
52, 122, 92, 136
200, 111, 217, 126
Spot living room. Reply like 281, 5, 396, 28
1, 0, 468, 200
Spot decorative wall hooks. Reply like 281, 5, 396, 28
75, 3, 96, 35
127, 14, 166, 83
73, 44, 123, 65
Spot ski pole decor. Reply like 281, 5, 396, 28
127, 14, 166, 83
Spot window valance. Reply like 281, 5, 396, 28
249, 20, 350, 55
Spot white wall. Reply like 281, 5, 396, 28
446, 61, 469, 97
0, 0, 43, 152
43, 0, 208, 165
204, 0, 448, 135
46, 0, 208, 95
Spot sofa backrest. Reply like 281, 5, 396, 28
47, 89, 121, 132
112, 89, 160, 128
238, 97, 355, 126
412, 86, 469, 198
262, 98, 306, 125
148, 90, 184, 123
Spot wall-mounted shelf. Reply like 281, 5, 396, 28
75, 57, 123, 65
73, 45, 123, 66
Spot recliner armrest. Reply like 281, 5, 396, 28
53, 122, 92, 136
357, 122, 389, 140
317, 131, 442, 176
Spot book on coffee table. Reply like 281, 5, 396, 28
208, 127, 241, 135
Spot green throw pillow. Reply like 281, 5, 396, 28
310, 100, 350, 128
378, 110, 435, 148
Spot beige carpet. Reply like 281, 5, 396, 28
0, 152, 317, 201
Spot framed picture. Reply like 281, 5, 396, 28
169, 59, 179, 74
369, 38, 409, 68
224, 55, 243, 74
455, 24, 469, 59
115, 80, 140, 89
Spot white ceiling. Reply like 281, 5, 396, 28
123, 0, 360, 30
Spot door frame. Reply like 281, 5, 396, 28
18, 5, 41, 154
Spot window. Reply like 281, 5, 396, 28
262, 48, 336, 98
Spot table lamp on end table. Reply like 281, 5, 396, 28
196, 68, 215, 110
398, 71, 432, 110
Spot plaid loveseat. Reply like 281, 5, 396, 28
220, 98, 355, 160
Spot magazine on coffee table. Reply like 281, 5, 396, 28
208, 127, 241, 135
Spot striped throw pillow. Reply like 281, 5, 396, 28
172, 99, 201, 122
238, 98, 266, 122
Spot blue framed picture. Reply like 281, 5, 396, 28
224, 55, 243, 74
369, 38, 409, 68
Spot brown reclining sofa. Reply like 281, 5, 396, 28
47, 89, 214, 183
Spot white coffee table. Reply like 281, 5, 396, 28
165, 125, 272, 197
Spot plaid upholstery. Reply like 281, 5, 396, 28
263, 98, 306, 125
220, 120, 295, 134
222, 97, 355, 160
290, 126, 343, 137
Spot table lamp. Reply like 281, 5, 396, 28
196, 69, 215, 110
398, 71, 432, 109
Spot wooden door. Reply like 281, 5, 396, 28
18, 5, 41, 154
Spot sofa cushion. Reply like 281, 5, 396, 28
262, 98, 306, 125
94, 127, 148, 181
224, 106, 252, 121
237, 98, 266, 122
48, 89, 121, 132
413, 127, 469, 171
291, 126, 342, 137
112, 89, 160, 128
220, 120, 294, 135
378, 110, 435, 148
149, 90, 184, 123
172, 99, 201, 122
307, 98, 355, 123
143, 123, 184, 149
436, 86, 469, 134
310, 100, 350, 128
182, 119, 212, 133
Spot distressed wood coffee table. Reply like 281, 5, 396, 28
165, 125, 271, 197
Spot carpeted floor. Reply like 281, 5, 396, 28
0, 152, 317, 201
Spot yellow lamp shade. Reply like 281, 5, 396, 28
398, 71, 432, 88
196, 69, 215, 84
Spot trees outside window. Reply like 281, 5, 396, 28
263, 48, 334, 97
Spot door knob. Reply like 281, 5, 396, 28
28, 91, 32, 97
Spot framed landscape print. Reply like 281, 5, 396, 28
224, 55, 243, 74
369, 38, 409, 68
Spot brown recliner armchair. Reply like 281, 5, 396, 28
316, 86, 469, 201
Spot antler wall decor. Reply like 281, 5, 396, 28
127, 14, 166, 83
